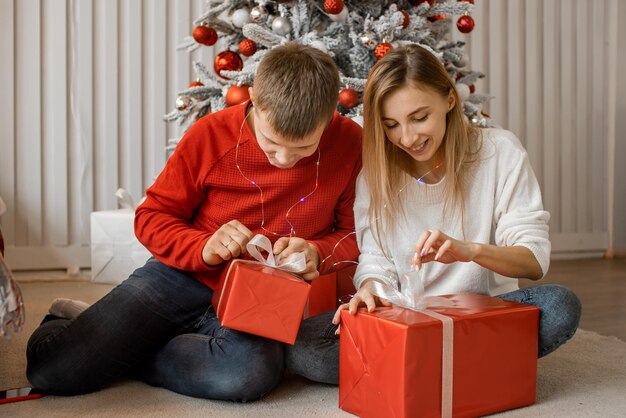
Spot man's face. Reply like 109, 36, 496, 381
251, 107, 324, 169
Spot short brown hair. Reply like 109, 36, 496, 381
253, 42, 339, 140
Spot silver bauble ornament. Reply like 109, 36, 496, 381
359, 31, 377, 49
250, 6, 269, 23
271, 16, 291, 35
175, 95, 193, 111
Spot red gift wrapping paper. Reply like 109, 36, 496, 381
339, 292, 539, 418
212, 259, 310, 344
307, 272, 337, 318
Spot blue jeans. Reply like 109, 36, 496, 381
27, 258, 288, 400
287, 284, 582, 383
496, 284, 581, 357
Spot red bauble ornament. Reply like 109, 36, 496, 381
457, 15, 475, 33
374, 42, 393, 60
188, 80, 204, 88
225, 84, 251, 107
401, 10, 410, 28
469, 84, 476, 94
239, 39, 257, 57
324, 0, 344, 15
338, 87, 360, 109
428, 14, 447, 22
192, 25, 218, 46
214, 51, 243, 79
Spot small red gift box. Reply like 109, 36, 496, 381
212, 259, 311, 344
337, 265, 357, 303
339, 293, 539, 418
307, 272, 337, 317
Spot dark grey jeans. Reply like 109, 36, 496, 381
27, 258, 287, 401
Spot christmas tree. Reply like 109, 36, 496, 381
165, 0, 493, 143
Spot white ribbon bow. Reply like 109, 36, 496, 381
246, 234, 307, 274
369, 268, 454, 311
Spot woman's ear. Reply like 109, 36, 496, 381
248, 86, 254, 105
447, 89, 456, 112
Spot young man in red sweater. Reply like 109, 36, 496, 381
26, 43, 361, 401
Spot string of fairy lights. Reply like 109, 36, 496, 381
233, 105, 444, 274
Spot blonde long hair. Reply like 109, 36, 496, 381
362, 45, 480, 247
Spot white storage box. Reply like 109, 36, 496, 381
90, 209, 151, 284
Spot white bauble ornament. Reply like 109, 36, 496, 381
456, 56, 468, 68
309, 40, 328, 53
231, 9, 251, 28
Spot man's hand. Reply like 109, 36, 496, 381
202, 220, 254, 265
273, 237, 320, 282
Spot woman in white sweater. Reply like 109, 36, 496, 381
333, 44, 581, 358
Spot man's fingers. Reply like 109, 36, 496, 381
214, 246, 232, 261
228, 220, 253, 238
301, 270, 319, 282
273, 237, 290, 255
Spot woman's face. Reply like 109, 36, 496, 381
381, 83, 454, 166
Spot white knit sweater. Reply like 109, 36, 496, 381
353, 128, 551, 296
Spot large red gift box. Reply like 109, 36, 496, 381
212, 259, 311, 344
339, 293, 539, 418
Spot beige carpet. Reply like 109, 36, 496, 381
1, 278, 626, 417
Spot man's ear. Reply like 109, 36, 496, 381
248, 87, 254, 105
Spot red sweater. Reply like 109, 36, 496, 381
135, 102, 362, 288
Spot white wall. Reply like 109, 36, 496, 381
612, 0, 626, 255
0, 0, 621, 270
1, 0, 213, 269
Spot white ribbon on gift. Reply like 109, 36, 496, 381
369, 269, 454, 418
246, 234, 307, 274
114, 188, 146, 210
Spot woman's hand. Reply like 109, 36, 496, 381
412, 229, 479, 270
202, 220, 254, 265
331, 279, 391, 334
273, 237, 320, 282
413, 229, 543, 280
